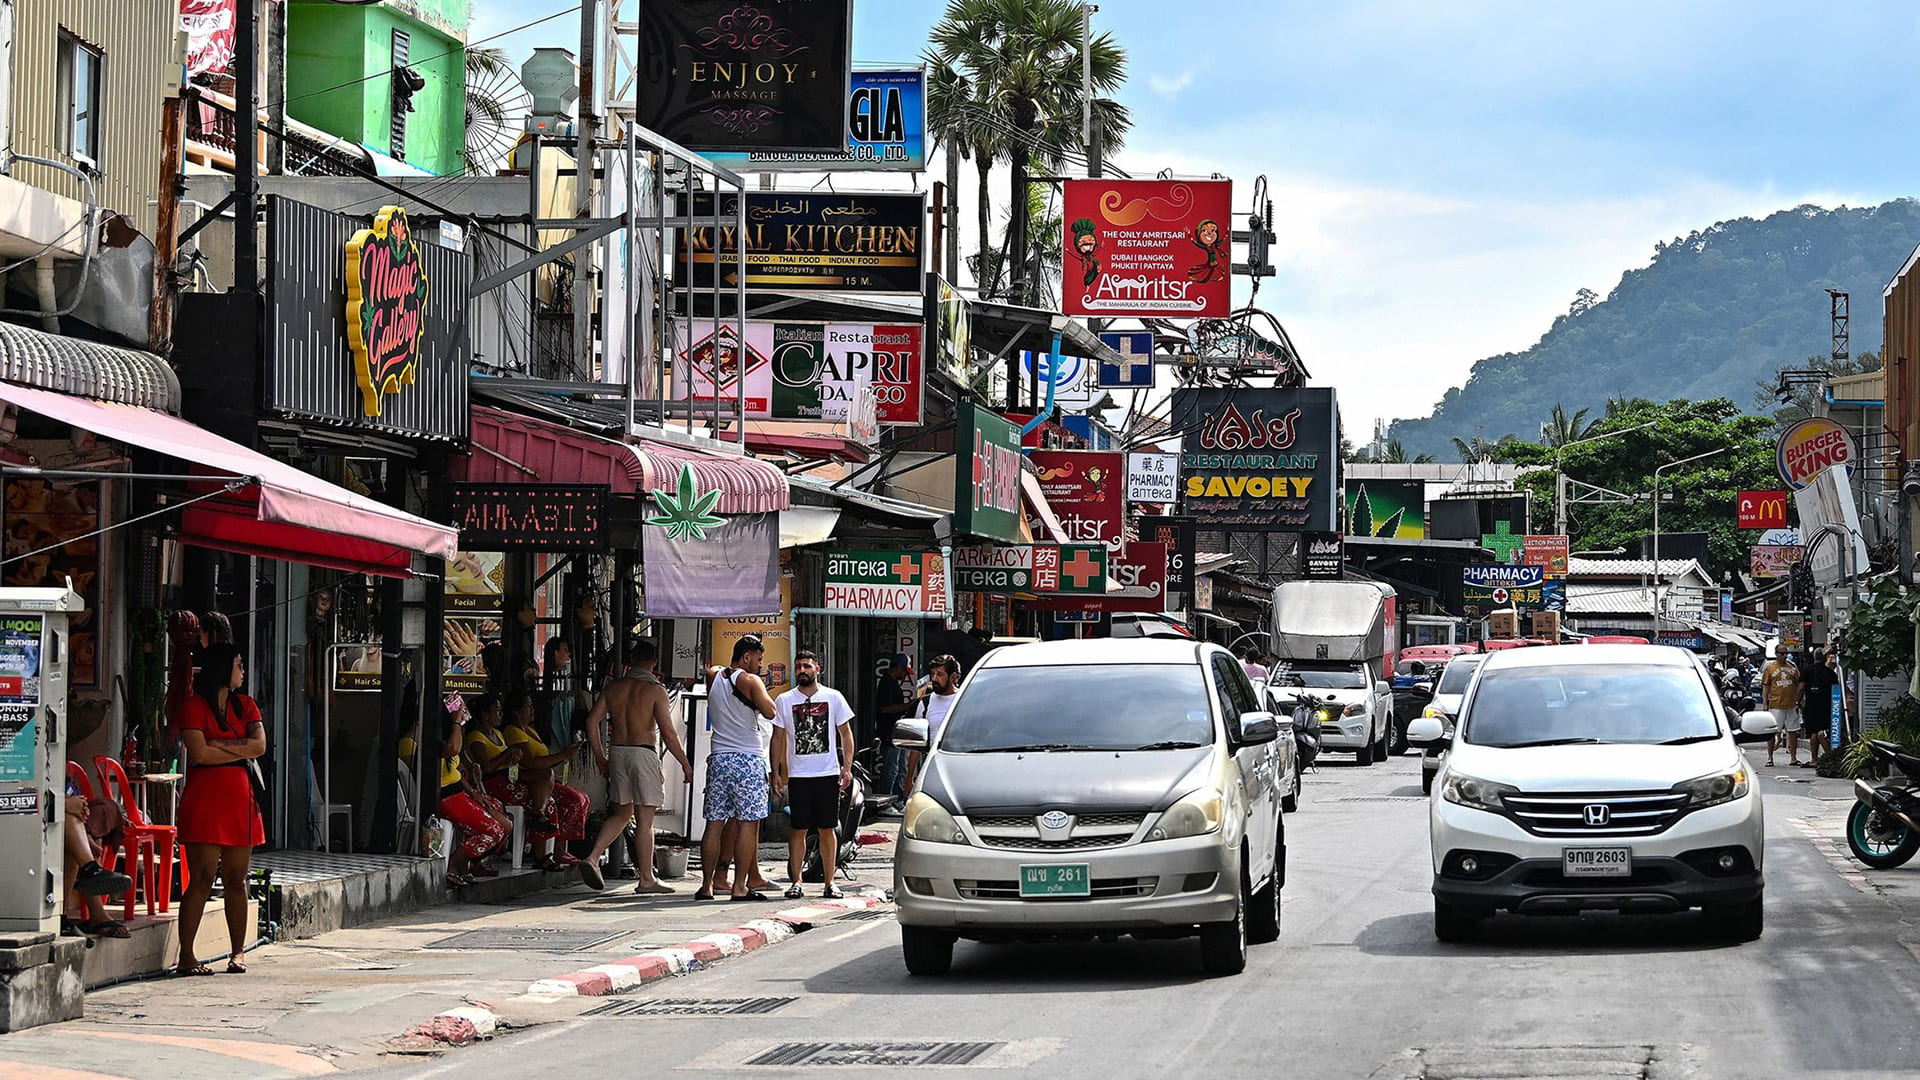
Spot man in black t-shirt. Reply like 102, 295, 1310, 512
873, 654, 916, 806
1798, 650, 1839, 768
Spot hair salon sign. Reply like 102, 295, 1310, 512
345, 206, 430, 418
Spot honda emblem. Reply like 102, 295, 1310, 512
1582, 804, 1611, 826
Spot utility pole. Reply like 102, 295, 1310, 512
574, 0, 599, 381
266, 0, 287, 174
944, 123, 961, 280
233, 0, 258, 294
1082, 4, 1099, 178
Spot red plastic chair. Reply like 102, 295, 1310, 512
92, 757, 181, 918
66, 761, 95, 801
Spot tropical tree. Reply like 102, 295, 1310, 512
929, 0, 1131, 305
1450, 435, 1517, 463
1540, 403, 1594, 448
924, 53, 1007, 292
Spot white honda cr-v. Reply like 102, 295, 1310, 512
1406, 644, 1779, 943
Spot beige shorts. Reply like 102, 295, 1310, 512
608, 745, 665, 808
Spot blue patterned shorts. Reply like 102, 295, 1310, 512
703, 751, 769, 822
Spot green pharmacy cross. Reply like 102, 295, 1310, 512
1481, 521, 1526, 565
646, 464, 725, 542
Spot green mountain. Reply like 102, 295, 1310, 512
1389, 199, 1920, 458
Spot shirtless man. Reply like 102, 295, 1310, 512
580, 640, 690, 893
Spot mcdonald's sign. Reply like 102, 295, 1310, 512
1736, 489, 1788, 530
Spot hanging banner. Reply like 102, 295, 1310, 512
823, 550, 948, 616
1302, 533, 1344, 579
671, 321, 924, 425
1127, 452, 1180, 505
711, 575, 794, 693
182, 0, 237, 78
1137, 515, 1195, 596
1171, 387, 1339, 531
1061, 179, 1233, 317
954, 404, 1024, 543
676, 191, 925, 294
707, 68, 925, 171
924, 273, 971, 383
1776, 417, 1855, 490
1344, 479, 1425, 539
1030, 450, 1126, 551
1033, 542, 1167, 613
1750, 544, 1804, 579
1521, 535, 1571, 576
644, 512, 781, 619
953, 544, 1108, 595
636, 0, 853, 153
1736, 489, 1789, 529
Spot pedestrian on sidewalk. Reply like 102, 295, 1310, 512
773, 650, 856, 901
700, 636, 779, 902
173, 643, 267, 976
1760, 648, 1802, 768
900, 655, 962, 793
1798, 649, 1839, 768
438, 696, 512, 886
873, 654, 915, 802
581, 641, 691, 894
705, 654, 776, 897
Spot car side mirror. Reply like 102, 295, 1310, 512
1236, 710, 1280, 745
1406, 715, 1447, 750
1736, 711, 1779, 743
1375, 681, 1391, 696
892, 718, 930, 750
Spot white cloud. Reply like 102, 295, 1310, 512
1147, 71, 1194, 96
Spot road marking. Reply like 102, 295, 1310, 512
61, 1032, 335, 1076
1370, 1043, 1701, 1079
826, 919, 890, 944
0, 1064, 131, 1080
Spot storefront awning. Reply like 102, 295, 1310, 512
0, 380, 457, 575
455, 406, 790, 514
0, 321, 181, 413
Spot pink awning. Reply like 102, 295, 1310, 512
0, 381, 457, 576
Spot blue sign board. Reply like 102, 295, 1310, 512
1062, 415, 1114, 450
707, 69, 927, 172
1097, 331, 1156, 388
1543, 582, 1565, 612
1832, 686, 1844, 748
1462, 565, 1546, 589
1018, 350, 1095, 408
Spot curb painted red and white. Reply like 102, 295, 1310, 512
523, 896, 888, 999
398, 1005, 500, 1047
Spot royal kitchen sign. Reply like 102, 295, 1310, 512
1029, 450, 1125, 550
345, 206, 430, 418
953, 404, 1024, 543
677, 191, 925, 294
671, 322, 924, 425
823, 550, 948, 617
953, 544, 1107, 595
1062, 179, 1232, 318
1169, 388, 1339, 531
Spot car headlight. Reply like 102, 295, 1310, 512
1148, 789, 1225, 841
1672, 766, 1749, 809
1343, 701, 1367, 717
901, 793, 969, 845
1440, 772, 1518, 813
1314, 708, 1336, 724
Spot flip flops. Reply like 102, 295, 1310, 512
174, 963, 216, 977
730, 890, 772, 902
821, 885, 845, 900
83, 920, 129, 939
784, 884, 805, 900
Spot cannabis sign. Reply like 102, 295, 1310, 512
345, 205, 430, 418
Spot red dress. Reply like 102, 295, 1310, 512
176, 694, 267, 847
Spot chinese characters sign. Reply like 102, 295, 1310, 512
1062, 180, 1232, 317
824, 550, 947, 617
953, 545, 1108, 594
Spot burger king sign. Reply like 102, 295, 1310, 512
1776, 417, 1855, 490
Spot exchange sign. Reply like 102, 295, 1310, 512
823, 550, 947, 617
1061, 179, 1233, 318
952, 544, 1107, 595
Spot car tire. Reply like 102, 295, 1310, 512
901, 926, 955, 975
1355, 739, 1374, 766
1389, 722, 1409, 757
1282, 768, 1300, 813
1375, 727, 1390, 762
1199, 892, 1247, 975
1246, 843, 1282, 945
1714, 898, 1763, 942
1433, 898, 1480, 943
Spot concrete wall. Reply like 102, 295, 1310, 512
286, 0, 467, 176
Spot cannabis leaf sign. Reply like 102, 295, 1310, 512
646, 464, 725, 542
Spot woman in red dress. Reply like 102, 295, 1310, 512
173, 642, 266, 976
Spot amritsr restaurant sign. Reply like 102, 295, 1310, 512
448, 485, 610, 553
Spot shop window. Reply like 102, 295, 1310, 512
57, 29, 103, 168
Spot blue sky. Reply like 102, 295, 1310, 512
471, 1, 1920, 434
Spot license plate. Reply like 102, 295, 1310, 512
1562, 847, 1632, 877
1019, 864, 1090, 898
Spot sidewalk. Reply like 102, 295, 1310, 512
0, 831, 899, 1078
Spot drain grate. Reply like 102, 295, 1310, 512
1338, 796, 1427, 802
831, 907, 894, 922
1374, 1043, 1695, 1079
587, 997, 797, 1018
424, 928, 623, 951
746, 1042, 1002, 1067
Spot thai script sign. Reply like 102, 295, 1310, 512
1170, 388, 1339, 530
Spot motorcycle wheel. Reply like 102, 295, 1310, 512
1846, 802, 1920, 869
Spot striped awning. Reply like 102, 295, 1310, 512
633, 438, 789, 514
0, 321, 180, 413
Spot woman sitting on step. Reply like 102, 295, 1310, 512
492, 689, 590, 871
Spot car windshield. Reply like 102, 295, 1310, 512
1271, 667, 1367, 690
1436, 659, 1484, 694
1461, 664, 1720, 747
937, 663, 1214, 752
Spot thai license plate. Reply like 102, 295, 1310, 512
1562, 847, 1632, 877
1019, 864, 1090, 898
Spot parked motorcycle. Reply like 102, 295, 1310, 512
1719, 668, 1755, 718
1284, 693, 1326, 773
1847, 739, 1920, 869
800, 749, 873, 883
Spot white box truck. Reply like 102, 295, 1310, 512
1268, 580, 1397, 765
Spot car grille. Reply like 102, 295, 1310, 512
955, 877, 1158, 901
1499, 791, 1692, 837
964, 813, 1145, 851
1518, 866, 1676, 888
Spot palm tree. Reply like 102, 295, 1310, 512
1367, 438, 1434, 465
1451, 435, 1516, 463
1541, 403, 1594, 448
930, 0, 1131, 305
924, 53, 1007, 292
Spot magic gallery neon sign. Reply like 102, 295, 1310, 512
345, 206, 430, 418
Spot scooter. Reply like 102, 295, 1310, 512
1847, 739, 1920, 869
1719, 669, 1755, 717
1284, 693, 1326, 774
801, 750, 872, 883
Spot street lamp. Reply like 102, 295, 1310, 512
1554, 421, 1656, 537
1650, 447, 1731, 624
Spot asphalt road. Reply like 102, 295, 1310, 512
363, 749, 1919, 1080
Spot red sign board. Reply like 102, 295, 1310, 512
1034, 542, 1168, 613
182, 0, 236, 79
1521, 535, 1570, 576
1029, 450, 1125, 550
1737, 490, 1789, 530
1061, 180, 1232, 318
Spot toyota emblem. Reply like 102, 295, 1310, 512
1583, 804, 1611, 826
1038, 810, 1071, 831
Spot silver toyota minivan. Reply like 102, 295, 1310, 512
891, 638, 1287, 976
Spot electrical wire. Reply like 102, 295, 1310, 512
268, 6, 582, 113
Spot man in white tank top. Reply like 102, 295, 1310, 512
701, 635, 777, 901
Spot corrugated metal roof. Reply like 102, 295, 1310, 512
1567, 557, 1712, 581
0, 321, 180, 413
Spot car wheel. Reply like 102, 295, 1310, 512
1713, 898, 1763, 942
1389, 722, 1409, 757
1282, 768, 1300, 813
1246, 842, 1282, 945
1199, 891, 1247, 974
1355, 739, 1374, 766
1375, 726, 1390, 761
901, 925, 956, 975
1433, 897, 1480, 943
